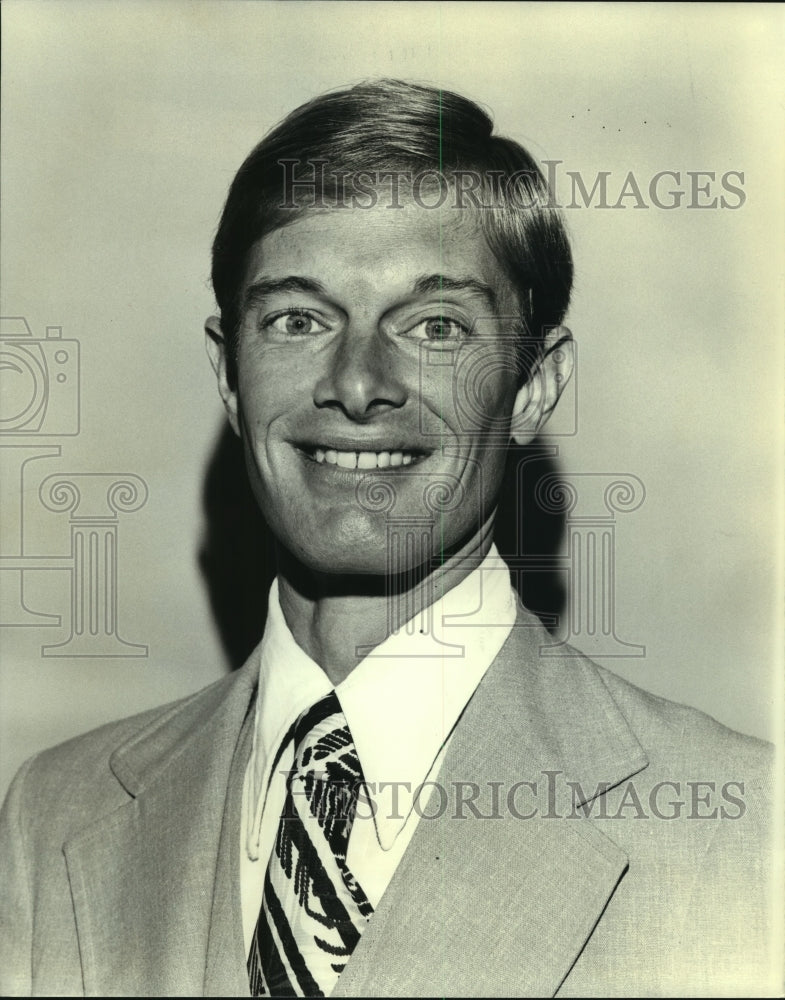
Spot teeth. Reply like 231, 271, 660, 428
310, 448, 419, 469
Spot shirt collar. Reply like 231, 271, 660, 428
245, 584, 331, 859
245, 546, 517, 858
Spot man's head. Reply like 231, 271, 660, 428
210, 79, 573, 385
206, 80, 574, 576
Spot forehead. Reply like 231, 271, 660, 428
243, 202, 511, 302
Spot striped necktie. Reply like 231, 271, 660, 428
248, 692, 374, 997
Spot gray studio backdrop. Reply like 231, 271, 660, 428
1, 1, 783, 800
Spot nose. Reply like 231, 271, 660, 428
313, 327, 407, 420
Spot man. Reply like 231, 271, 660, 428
0, 80, 775, 997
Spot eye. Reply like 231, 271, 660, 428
261, 309, 330, 337
407, 316, 471, 342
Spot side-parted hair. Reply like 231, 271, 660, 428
211, 79, 573, 383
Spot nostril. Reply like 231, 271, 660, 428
313, 337, 407, 417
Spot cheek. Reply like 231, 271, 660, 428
235, 385, 286, 506
424, 347, 518, 431
459, 443, 510, 522
235, 351, 300, 434
449, 370, 516, 521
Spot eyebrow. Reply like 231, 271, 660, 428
242, 272, 499, 313
412, 274, 499, 313
243, 276, 327, 311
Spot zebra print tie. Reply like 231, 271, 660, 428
247, 692, 374, 997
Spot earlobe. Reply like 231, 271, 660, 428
510, 325, 574, 445
204, 316, 241, 437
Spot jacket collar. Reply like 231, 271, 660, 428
107, 652, 260, 797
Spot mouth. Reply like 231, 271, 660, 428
297, 445, 429, 470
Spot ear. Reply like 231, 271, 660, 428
510, 325, 574, 445
204, 316, 241, 438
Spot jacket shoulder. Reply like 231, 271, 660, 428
3, 671, 241, 843
591, 657, 773, 784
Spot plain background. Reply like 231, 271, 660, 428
1, 1, 783, 802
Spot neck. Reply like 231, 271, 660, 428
276, 522, 496, 685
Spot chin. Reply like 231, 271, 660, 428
291, 530, 393, 577
285, 520, 447, 579
304, 551, 392, 577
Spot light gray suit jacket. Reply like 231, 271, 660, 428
0, 606, 777, 997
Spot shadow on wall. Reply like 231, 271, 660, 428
199, 422, 567, 671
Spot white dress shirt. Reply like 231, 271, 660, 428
240, 545, 518, 950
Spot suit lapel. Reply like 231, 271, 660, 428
203, 703, 256, 997
334, 609, 649, 998
63, 656, 258, 997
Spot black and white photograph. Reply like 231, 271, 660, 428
1, 2, 782, 995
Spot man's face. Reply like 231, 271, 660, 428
208, 201, 538, 576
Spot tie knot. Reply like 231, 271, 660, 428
290, 691, 362, 787
286, 692, 364, 838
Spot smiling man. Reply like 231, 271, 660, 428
206, 193, 558, 673
0, 81, 775, 997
